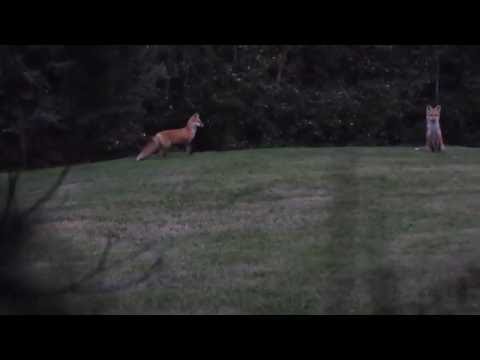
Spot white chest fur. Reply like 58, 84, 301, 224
427, 120, 440, 134
190, 126, 197, 138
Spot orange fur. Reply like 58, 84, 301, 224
136, 113, 204, 161
425, 105, 445, 152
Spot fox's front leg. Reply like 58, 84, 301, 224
186, 144, 192, 155
425, 132, 432, 151
439, 132, 446, 151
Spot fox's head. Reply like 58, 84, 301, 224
426, 105, 441, 124
188, 113, 204, 128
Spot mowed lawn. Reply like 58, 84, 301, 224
8, 146, 480, 314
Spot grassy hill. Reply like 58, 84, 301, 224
7, 146, 480, 314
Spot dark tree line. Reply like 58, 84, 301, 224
2, 45, 480, 170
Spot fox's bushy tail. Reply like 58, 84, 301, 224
136, 138, 159, 161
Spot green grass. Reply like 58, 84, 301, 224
7, 146, 480, 314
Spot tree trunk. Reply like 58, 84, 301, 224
165, 47, 175, 101
276, 46, 289, 85
435, 50, 440, 105
17, 114, 28, 169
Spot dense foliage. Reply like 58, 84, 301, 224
1, 45, 479, 169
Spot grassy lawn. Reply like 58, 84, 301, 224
6, 146, 480, 314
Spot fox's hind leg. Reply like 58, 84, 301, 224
434, 131, 444, 152
186, 144, 192, 155
156, 145, 168, 158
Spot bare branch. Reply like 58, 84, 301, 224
23, 166, 70, 218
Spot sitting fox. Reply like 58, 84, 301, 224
136, 113, 204, 161
425, 105, 445, 152
415, 105, 445, 152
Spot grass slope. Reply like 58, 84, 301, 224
7, 146, 480, 314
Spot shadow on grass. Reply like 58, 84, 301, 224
0, 167, 164, 314
324, 148, 400, 314
323, 149, 361, 313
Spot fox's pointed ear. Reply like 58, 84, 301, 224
436, 105, 441, 111
426, 105, 432, 111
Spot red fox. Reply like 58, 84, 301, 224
136, 113, 204, 161
415, 105, 445, 152
425, 105, 445, 152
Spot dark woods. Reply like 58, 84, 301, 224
1, 45, 480, 170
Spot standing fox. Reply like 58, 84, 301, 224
425, 105, 445, 152
136, 113, 204, 161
